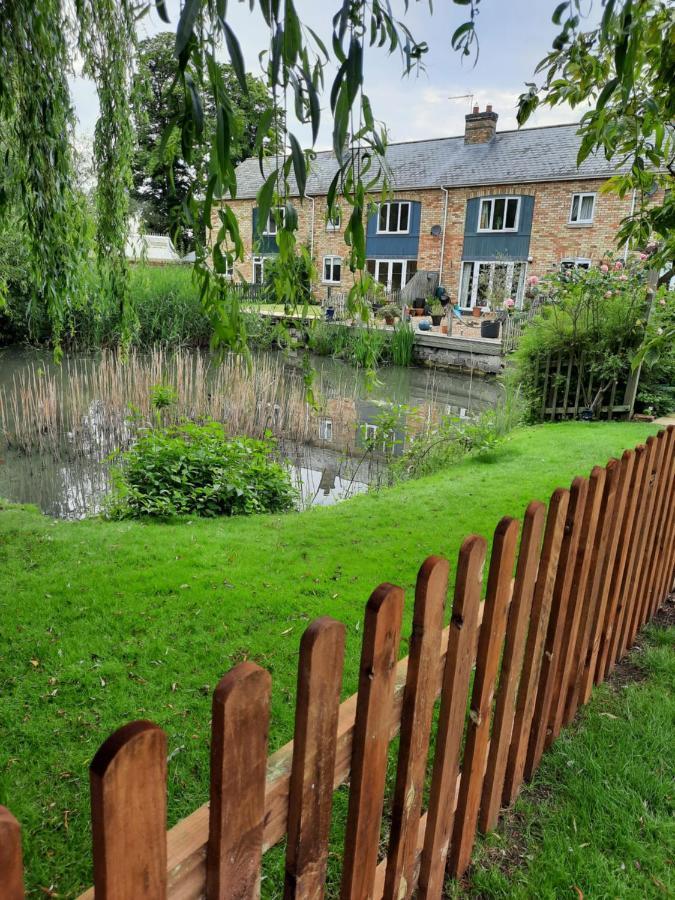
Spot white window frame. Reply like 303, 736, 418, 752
458, 260, 528, 310
568, 192, 596, 225
476, 196, 521, 233
262, 207, 285, 236
376, 201, 411, 235
366, 258, 417, 293
326, 210, 341, 231
319, 418, 333, 441
561, 257, 592, 271
322, 255, 342, 284
253, 256, 265, 285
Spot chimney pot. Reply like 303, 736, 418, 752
486, 104, 493, 113
472, 105, 479, 114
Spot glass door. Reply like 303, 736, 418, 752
366, 259, 416, 294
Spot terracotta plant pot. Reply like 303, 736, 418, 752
440, 324, 448, 334
385, 316, 395, 325
471, 306, 482, 318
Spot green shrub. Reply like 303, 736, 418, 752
512, 259, 651, 421
108, 423, 297, 518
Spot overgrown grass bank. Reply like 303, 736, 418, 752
0, 422, 667, 896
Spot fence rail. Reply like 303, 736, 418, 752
2, 427, 674, 900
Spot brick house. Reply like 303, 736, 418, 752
217, 106, 634, 309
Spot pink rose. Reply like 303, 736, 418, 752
618, 274, 628, 281
639, 252, 648, 260
659, 298, 667, 306
600, 264, 609, 273
528, 275, 539, 286
503, 298, 516, 309
605, 290, 613, 298
614, 260, 623, 270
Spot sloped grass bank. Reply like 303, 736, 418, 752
0, 421, 665, 896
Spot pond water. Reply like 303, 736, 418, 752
0, 347, 500, 518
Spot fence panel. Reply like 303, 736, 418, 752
417, 536, 486, 899
383, 558, 447, 900
479, 501, 545, 833
340, 584, 404, 900
90, 721, 167, 899
448, 517, 520, 878
0, 807, 24, 900
1, 430, 674, 900
206, 663, 271, 900
525, 477, 588, 776
285, 618, 345, 899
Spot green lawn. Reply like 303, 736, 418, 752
0, 421, 671, 897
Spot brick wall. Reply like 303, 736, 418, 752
214, 177, 636, 302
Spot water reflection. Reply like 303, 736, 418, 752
0, 347, 499, 518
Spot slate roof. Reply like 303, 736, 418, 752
233, 122, 628, 199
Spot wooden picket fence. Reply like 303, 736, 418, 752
2, 426, 674, 899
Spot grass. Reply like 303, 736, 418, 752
0, 421, 669, 897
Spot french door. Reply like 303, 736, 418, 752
366, 258, 417, 293
459, 260, 527, 309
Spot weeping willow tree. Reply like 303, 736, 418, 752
0, 0, 138, 355
1, 0, 671, 367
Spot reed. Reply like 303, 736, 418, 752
0, 349, 364, 458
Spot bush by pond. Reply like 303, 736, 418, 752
107, 423, 297, 518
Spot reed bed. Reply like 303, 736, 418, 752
0, 349, 364, 458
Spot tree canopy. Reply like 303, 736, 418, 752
130, 32, 282, 250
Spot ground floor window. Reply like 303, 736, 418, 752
319, 417, 333, 441
323, 255, 342, 284
366, 258, 417, 293
561, 257, 591, 272
459, 260, 527, 309
253, 256, 265, 285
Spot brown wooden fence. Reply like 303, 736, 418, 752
2, 426, 674, 899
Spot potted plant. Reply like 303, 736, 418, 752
429, 301, 445, 327
376, 302, 400, 326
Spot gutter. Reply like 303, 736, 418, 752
439, 187, 449, 286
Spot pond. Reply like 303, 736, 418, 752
0, 346, 500, 518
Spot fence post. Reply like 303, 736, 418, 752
0, 807, 24, 899
285, 618, 345, 900
383, 557, 448, 900
206, 662, 271, 900
340, 583, 404, 900
479, 501, 546, 834
90, 721, 167, 900
502, 488, 569, 807
418, 536, 487, 900
448, 517, 520, 878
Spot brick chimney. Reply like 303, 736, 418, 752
464, 104, 498, 144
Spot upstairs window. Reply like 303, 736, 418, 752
326, 210, 341, 231
569, 193, 595, 224
323, 255, 342, 284
478, 197, 520, 232
377, 201, 411, 234
262, 207, 285, 235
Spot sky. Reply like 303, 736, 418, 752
70, 0, 595, 148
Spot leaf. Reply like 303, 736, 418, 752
154, 0, 170, 24
215, 106, 230, 177
552, 2, 569, 25
451, 21, 473, 50
289, 133, 306, 197
175, 0, 201, 56
223, 21, 248, 93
